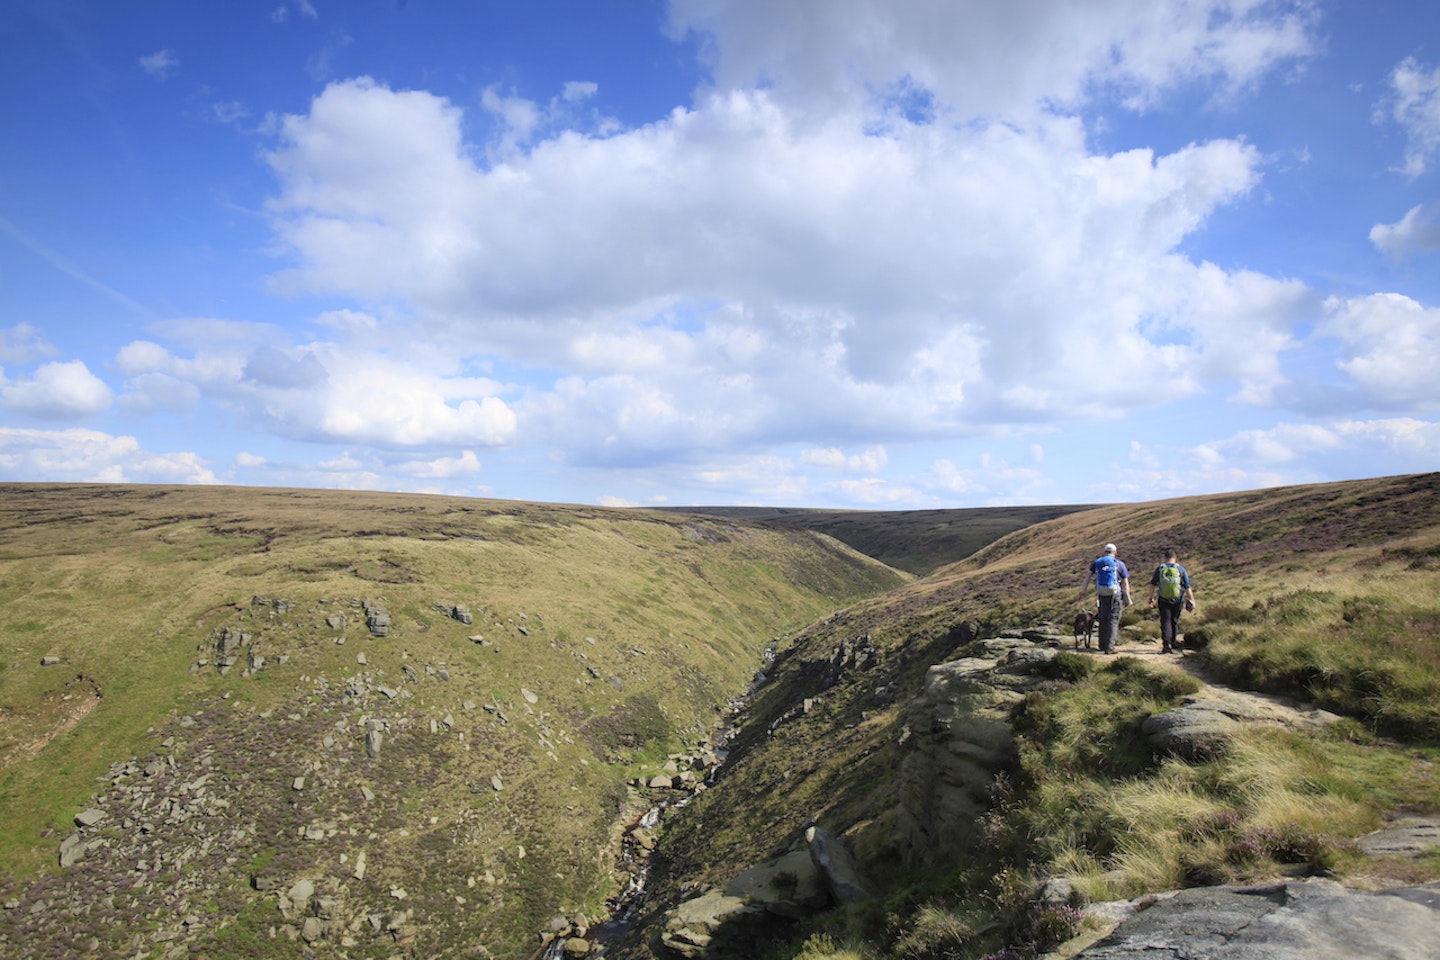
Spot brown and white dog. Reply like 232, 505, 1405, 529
1073, 609, 1098, 649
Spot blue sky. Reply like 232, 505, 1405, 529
2, 0, 1439, 508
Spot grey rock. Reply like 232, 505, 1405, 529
74, 808, 107, 828
286, 879, 315, 904
58, 833, 95, 867
1143, 688, 1341, 761
451, 604, 473, 625
1141, 702, 1239, 760
724, 849, 829, 917
661, 889, 757, 959
364, 603, 391, 637
1075, 879, 1440, 959
39, 655, 61, 666
365, 729, 384, 758
1357, 815, 1440, 857
806, 826, 871, 904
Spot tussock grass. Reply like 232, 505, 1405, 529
1197, 574, 1440, 742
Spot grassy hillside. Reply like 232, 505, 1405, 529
643, 472, 1440, 959
0, 484, 907, 959
660, 505, 1090, 576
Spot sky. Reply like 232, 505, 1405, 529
1, 0, 1439, 509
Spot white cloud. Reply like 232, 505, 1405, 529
0, 427, 217, 484
562, 81, 599, 102
666, 0, 1318, 120
211, 101, 249, 125
115, 336, 518, 449
801, 445, 887, 473
272, 0, 318, 23
1319, 294, 1440, 409
1375, 57, 1440, 177
1, 360, 113, 419
1370, 204, 1440, 257
1118, 417, 1440, 499
926, 454, 1048, 503
139, 49, 178, 79
393, 450, 483, 479
236, 451, 268, 468
0, 323, 57, 364
263, 75, 1299, 467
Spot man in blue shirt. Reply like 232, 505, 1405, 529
1147, 548, 1197, 653
1077, 543, 1130, 654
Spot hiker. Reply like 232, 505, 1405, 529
1147, 548, 1196, 653
1077, 543, 1131, 654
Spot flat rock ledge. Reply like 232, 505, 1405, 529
1065, 878, 1440, 960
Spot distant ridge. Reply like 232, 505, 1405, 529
659, 504, 1093, 575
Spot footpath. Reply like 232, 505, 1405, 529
1053, 635, 1440, 960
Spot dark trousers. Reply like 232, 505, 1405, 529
1158, 600, 1183, 649
1098, 595, 1122, 651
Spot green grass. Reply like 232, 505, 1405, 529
1195, 577, 1440, 742
0, 483, 907, 959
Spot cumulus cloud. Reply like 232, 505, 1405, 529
0, 427, 217, 483
666, 0, 1318, 120
1371, 204, 1440, 258
1318, 294, 1440, 410
1118, 417, 1440, 500
115, 335, 517, 449
263, 73, 1302, 467
1, 360, 113, 419
1375, 57, 1440, 177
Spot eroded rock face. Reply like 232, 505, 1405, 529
1076, 879, 1440, 960
870, 638, 1057, 871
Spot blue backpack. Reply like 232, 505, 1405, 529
1095, 556, 1119, 596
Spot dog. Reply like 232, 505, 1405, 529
1073, 608, 1098, 650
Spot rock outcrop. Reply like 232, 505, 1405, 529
1073, 879, 1440, 959
872, 636, 1059, 871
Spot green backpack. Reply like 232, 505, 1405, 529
1158, 563, 1183, 601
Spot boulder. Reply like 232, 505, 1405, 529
1141, 702, 1240, 760
1074, 879, 1440, 959
806, 827, 870, 905
74, 808, 107, 828
1143, 688, 1341, 761
661, 889, 757, 959
724, 849, 828, 917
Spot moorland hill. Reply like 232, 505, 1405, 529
3, 475, 1440, 960
633, 471, 1440, 960
0, 483, 906, 959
